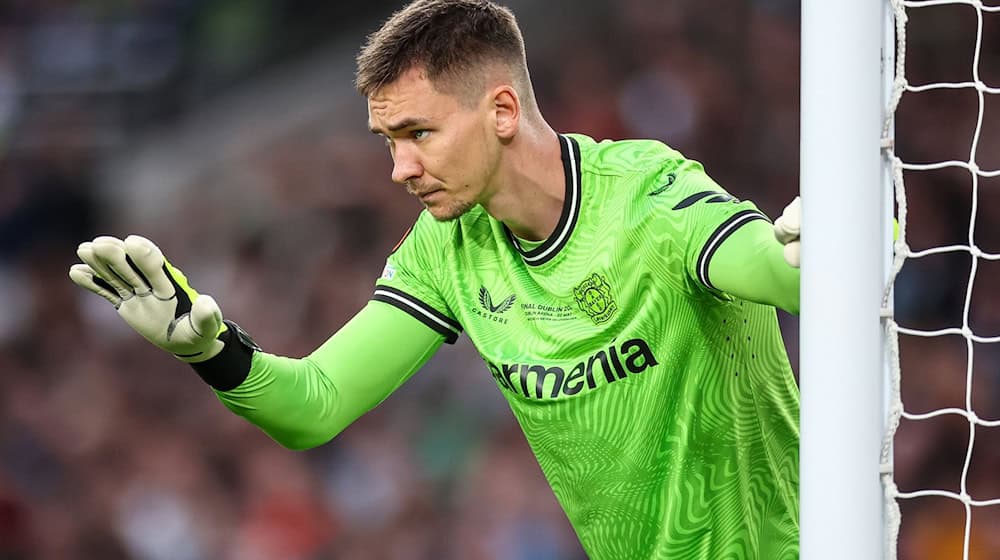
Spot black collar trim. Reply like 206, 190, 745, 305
504, 134, 582, 266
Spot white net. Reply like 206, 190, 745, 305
883, 0, 1000, 558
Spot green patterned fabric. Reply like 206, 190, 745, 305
374, 133, 799, 559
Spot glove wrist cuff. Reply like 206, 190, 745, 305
189, 320, 260, 391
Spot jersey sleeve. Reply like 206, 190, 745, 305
707, 217, 800, 314
647, 158, 772, 295
214, 301, 444, 449
373, 212, 463, 344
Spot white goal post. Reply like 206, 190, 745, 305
799, 0, 891, 559
802, 0, 1000, 558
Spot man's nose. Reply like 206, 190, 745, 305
391, 143, 423, 184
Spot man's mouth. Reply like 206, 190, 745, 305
412, 187, 441, 201
419, 190, 442, 202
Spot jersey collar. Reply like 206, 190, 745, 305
504, 134, 582, 266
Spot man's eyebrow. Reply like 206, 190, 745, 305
369, 117, 431, 135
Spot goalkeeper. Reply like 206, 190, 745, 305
70, 1, 803, 558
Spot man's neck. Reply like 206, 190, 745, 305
481, 123, 564, 242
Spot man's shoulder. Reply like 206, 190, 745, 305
565, 133, 686, 178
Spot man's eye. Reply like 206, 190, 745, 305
412, 130, 429, 140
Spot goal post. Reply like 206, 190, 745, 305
799, 0, 890, 559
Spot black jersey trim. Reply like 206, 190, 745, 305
372, 286, 462, 344
672, 191, 736, 210
696, 210, 770, 291
503, 134, 582, 266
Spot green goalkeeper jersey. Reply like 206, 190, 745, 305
372, 133, 800, 559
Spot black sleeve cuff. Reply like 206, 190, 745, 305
190, 320, 260, 391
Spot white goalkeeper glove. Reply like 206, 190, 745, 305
69, 235, 227, 362
773, 196, 801, 268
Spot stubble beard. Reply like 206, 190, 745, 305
411, 182, 475, 221
426, 197, 475, 221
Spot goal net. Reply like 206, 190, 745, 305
882, 0, 1000, 559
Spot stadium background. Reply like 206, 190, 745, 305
0, 0, 998, 558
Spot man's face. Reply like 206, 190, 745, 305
368, 67, 498, 221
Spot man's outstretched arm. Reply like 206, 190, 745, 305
214, 301, 442, 449
70, 235, 444, 450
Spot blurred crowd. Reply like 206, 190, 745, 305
0, 0, 998, 559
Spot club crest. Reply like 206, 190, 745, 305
574, 273, 617, 324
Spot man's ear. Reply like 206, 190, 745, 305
492, 86, 520, 140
